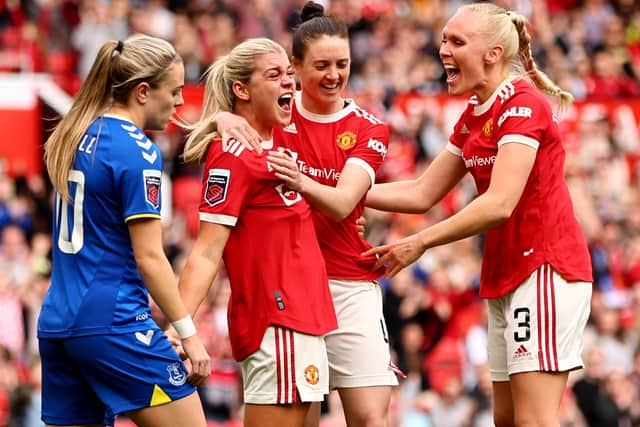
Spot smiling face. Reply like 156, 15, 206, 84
293, 34, 350, 115
143, 60, 185, 131
439, 9, 495, 101
241, 50, 295, 134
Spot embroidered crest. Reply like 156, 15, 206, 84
204, 169, 230, 207
166, 362, 187, 386
143, 170, 161, 209
336, 131, 357, 150
304, 365, 319, 385
482, 118, 493, 138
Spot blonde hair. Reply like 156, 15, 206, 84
44, 34, 180, 201
183, 38, 287, 163
460, 3, 573, 111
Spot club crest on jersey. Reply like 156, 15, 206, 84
166, 362, 187, 386
304, 365, 319, 385
336, 131, 357, 150
482, 118, 494, 138
275, 183, 302, 206
205, 169, 230, 207
143, 170, 161, 209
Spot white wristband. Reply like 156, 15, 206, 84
172, 315, 197, 339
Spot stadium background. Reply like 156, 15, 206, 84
1, 0, 640, 425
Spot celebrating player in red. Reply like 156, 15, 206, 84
364, 3, 593, 427
178, 38, 337, 427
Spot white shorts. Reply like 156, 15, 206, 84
487, 263, 592, 382
325, 279, 399, 389
241, 326, 329, 404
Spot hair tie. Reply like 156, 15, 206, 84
115, 40, 124, 53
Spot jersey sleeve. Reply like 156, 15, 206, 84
446, 113, 467, 157
495, 91, 549, 151
345, 121, 389, 187
112, 133, 164, 223
199, 150, 253, 227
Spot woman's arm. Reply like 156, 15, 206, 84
365, 142, 537, 277
178, 221, 231, 316
267, 150, 372, 221
128, 218, 210, 385
365, 150, 468, 214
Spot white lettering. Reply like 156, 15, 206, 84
463, 155, 497, 169
78, 135, 96, 154
297, 160, 340, 181
498, 106, 532, 127
367, 138, 387, 159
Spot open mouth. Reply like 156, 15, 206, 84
278, 93, 293, 112
444, 65, 460, 82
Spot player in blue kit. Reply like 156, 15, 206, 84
38, 34, 210, 427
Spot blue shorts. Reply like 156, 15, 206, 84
39, 329, 196, 426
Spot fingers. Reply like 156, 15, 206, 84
187, 357, 211, 387
222, 127, 263, 154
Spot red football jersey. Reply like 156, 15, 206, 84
199, 138, 337, 361
447, 79, 592, 298
274, 92, 389, 280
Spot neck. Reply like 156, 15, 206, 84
474, 67, 511, 103
106, 105, 143, 128
234, 106, 272, 140
300, 91, 344, 115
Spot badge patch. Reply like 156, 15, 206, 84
205, 169, 230, 207
336, 131, 357, 150
166, 362, 187, 386
482, 118, 494, 138
143, 170, 162, 209
304, 365, 319, 385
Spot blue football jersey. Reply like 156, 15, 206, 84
38, 116, 164, 338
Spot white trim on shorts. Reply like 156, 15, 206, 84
487, 263, 592, 382
241, 325, 329, 404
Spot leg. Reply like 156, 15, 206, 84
302, 401, 321, 427
244, 402, 311, 427
510, 371, 568, 427
338, 386, 392, 427
493, 381, 515, 427
326, 280, 398, 427
126, 391, 206, 427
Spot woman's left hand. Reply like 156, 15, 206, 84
363, 234, 426, 278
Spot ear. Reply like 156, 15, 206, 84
484, 45, 504, 65
134, 82, 151, 105
232, 81, 250, 101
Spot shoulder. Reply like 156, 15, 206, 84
495, 81, 551, 123
204, 138, 267, 176
106, 118, 162, 169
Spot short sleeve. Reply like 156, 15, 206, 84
113, 135, 163, 222
495, 91, 549, 151
345, 122, 389, 186
199, 150, 253, 227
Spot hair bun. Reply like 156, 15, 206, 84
300, 1, 325, 22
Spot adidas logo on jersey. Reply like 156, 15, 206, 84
283, 123, 297, 134
513, 344, 531, 359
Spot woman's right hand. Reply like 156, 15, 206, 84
215, 111, 264, 154
181, 335, 211, 387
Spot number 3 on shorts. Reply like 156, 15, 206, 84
513, 307, 531, 342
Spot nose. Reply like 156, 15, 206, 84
282, 73, 295, 88
176, 92, 184, 107
325, 65, 339, 81
439, 42, 450, 59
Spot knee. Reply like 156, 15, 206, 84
346, 410, 388, 427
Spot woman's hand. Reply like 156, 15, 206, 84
363, 233, 426, 278
267, 149, 306, 193
215, 111, 263, 153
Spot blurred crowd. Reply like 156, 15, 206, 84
2, 0, 640, 426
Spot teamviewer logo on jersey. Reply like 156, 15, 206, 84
205, 168, 230, 207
